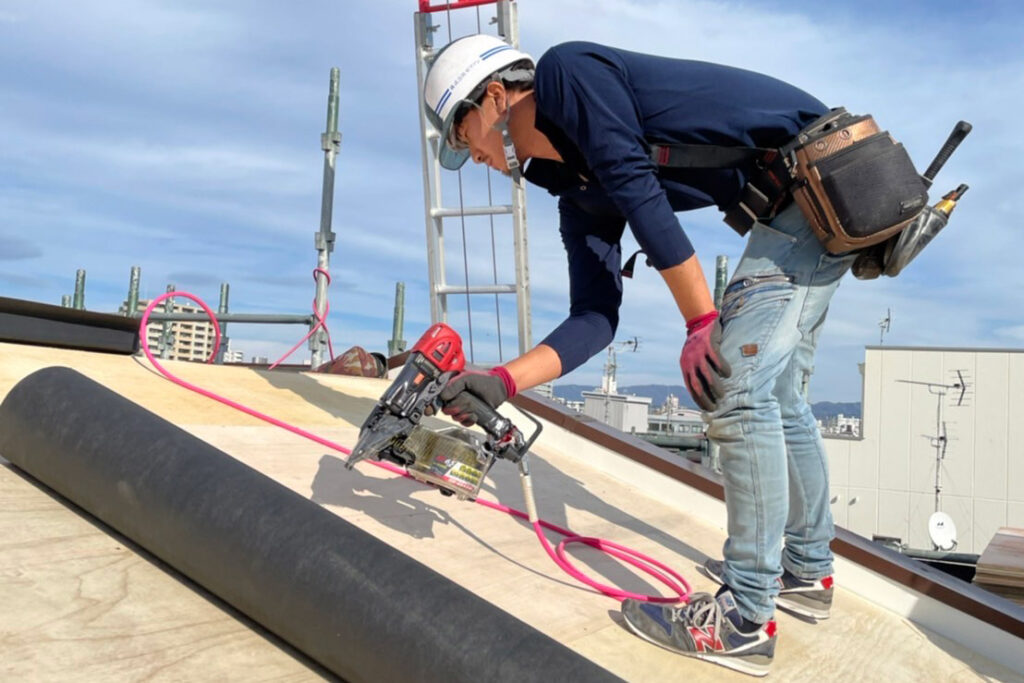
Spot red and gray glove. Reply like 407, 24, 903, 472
440, 366, 517, 427
680, 311, 731, 412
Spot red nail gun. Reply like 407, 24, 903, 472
345, 323, 540, 500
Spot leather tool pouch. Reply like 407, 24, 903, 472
786, 109, 929, 253
649, 107, 929, 254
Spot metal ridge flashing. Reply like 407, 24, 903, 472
510, 389, 1024, 643
0, 296, 139, 355
0, 296, 137, 329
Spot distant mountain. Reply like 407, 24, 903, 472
549, 383, 860, 419
549, 384, 594, 403
808, 401, 861, 419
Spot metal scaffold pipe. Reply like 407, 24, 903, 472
311, 67, 341, 369
127, 266, 141, 315
217, 282, 231, 363
138, 312, 312, 324
218, 283, 230, 317
73, 269, 86, 310
714, 255, 728, 309
159, 284, 175, 360
389, 282, 407, 357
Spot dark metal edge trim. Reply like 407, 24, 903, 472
0, 296, 139, 332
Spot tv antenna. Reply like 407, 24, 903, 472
948, 369, 972, 407
896, 371, 970, 514
602, 337, 640, 424
878, 308, 891, 345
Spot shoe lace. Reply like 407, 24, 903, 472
670, 593, 722, 632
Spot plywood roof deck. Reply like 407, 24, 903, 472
1, 342, 1020, 682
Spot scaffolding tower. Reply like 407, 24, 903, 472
413, 0, 532, 366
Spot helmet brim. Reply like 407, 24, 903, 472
439, 143, 471, 171
433, 105, 471, 170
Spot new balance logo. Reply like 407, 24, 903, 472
689, 626, 723, 652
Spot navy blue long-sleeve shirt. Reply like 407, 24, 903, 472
526, 42, 827, 375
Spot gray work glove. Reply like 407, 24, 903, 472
439, 367, 516, 427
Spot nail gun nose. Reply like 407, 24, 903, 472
345, 426, 398, 469
344, 447, 370, 470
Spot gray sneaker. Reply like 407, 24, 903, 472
701, 558, 833, 620
621, 591, 776, 677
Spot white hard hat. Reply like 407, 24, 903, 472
424, 34, 533, 170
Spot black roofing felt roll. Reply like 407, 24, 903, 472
0, 367, 622, 683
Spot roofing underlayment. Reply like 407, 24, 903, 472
2, 340, 1023, 681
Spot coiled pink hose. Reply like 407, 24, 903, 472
139, 289, 691, 604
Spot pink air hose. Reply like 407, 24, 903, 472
268, 268, 334, 370
139, 290, 691, 604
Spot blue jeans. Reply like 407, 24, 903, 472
707, 202, 855, 623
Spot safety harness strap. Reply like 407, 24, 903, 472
649, 141, 796, 237
648, 142, 771, 169
647, 109, 852, 236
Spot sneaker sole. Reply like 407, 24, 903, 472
699, 564, 831, 621
622, 614, 771, 677
775, 594, 831, 620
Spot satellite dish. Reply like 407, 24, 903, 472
928, 511, 958, 551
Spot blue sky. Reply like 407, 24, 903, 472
2, 0, 1021, 402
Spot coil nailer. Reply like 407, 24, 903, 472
345, 323, 541, 500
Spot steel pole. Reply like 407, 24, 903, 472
73, 269, 86, 310
159, 285, 175, 360
388, 282, 407, 357
127, 266, 141, 315
311, 67, 340, 369
139, 312, 313, 324
217, 282, 230, 364
714, 255, 728, 309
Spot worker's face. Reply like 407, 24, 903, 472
453, 83, 511, 175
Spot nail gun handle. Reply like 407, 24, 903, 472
922, 120, 972, 188
461, 392, 514, 441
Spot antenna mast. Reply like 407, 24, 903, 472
878, 308, 891, 345
602, 337, 639, 424
896, 370, 970, 514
